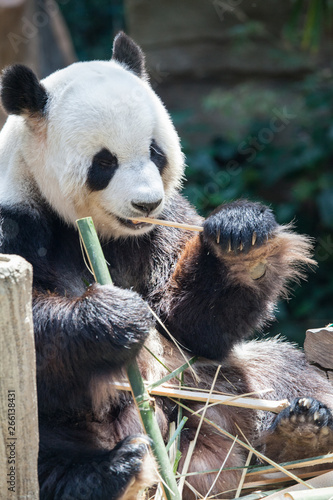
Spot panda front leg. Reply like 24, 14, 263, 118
33, 283, 153, 383
158, 200, 314, 360
33, 284, 156, 499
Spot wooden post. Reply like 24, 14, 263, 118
0, 255, 39, 499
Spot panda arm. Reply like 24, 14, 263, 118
150, 199, 314, 361
0, 206, 152, 377
32, 283, 152, 375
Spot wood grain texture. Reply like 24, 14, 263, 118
304, 327, 333, 370
0, 254, 38, 499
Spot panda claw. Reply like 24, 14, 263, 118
252, 232, 257, 245
313, 411, 323, 425
298, 397, 311, 409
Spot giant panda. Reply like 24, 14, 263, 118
0, 32, 333, 500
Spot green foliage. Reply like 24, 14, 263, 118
286, 0, 333, 50
181, 72, 333, 344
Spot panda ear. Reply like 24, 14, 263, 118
112, 32, 147, 80
0, 64, 48, 117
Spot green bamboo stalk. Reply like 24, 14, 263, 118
166, 417, 188, 453
76, 217, 180, 500
77, 217, 113, 285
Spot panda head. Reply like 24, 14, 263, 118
0, 32, 184, 239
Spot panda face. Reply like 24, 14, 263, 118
42, 60, 183, 239
0, 33, 184, 239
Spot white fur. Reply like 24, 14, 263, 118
0, 60, 184, 238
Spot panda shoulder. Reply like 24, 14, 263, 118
0, 203, 50, 255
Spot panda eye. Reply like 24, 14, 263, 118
87, 148, 118, 191
94, 149, 118, 170
150, 140, 167, 172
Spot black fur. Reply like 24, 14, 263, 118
203, 200, 277, 254
39, 431, 150, 500
0, 64, 48, 116
87, 149, 119, 191
0, 196, 283, 400
154, 235, 269, 360
112, 31, 147, 79
150, 140, 167, 173
33, 283, 153, 413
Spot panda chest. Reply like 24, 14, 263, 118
105, 245, 152, 296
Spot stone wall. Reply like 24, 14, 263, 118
124, 0, 332, 147
0, 0, 76, 128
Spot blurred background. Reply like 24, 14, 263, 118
0, 0, 332, 344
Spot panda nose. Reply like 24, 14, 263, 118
131, 200, 162, 216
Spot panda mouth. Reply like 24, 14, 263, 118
116, 217, 150, 230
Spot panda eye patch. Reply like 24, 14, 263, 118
87, 148, 118, 191
150, 140, 167, 172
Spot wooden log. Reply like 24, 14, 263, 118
0, 255, 39, 499
304, 327, 333, 370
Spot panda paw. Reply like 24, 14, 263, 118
87, 283, 154, 350
110, 434, 151, 472
109, 435, 157, 495
272, 397, 333, 438
203, 200, 277, 255
263, 398, 333, 461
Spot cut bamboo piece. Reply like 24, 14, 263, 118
110, 381, 289, 413
284, 486, 333, 499
131, 216, 203, 232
